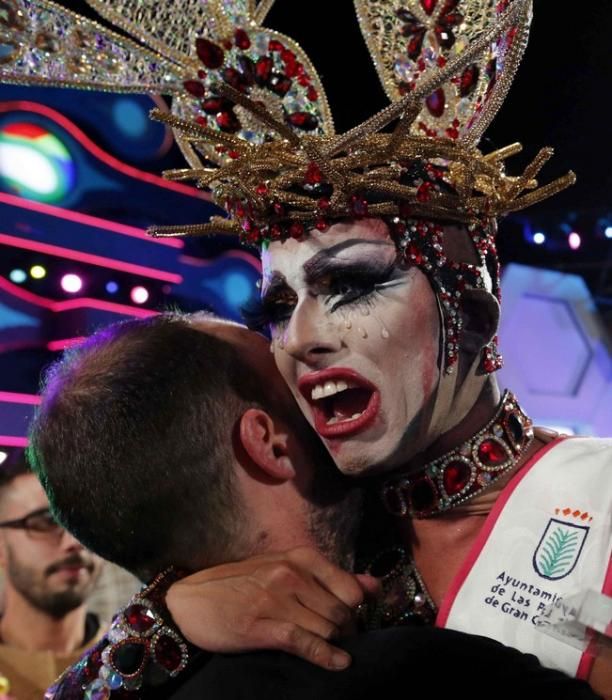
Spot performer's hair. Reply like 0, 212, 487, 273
28, 312, 282, 580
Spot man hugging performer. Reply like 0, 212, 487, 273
2, 0, 609, 696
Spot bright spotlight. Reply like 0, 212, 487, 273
9, 269, 27, 284
106, 281, 119, 294
533, 232, 546, 245
61, 273, 83, 293
568, 232, 581, 250
0, 451, 7, 466
130, 286, 149, 304
30, 264, 47, 279
0, 122, 75, 202
605, 226, 612, 239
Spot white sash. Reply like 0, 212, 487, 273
436, 437, 612, 678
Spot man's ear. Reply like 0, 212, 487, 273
238, 408, 296, 482
460, 289, 500, 353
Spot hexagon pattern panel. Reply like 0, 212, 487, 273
498, 264, 612, 436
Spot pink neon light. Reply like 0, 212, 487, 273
55, 297, 157, 316
0, 190, 183, 249
47, 337, 86, 352
0, 232, 182, 284
0, 436, 29, 447
0, 101, 208, 201
0, 391, 41, 405
0, 275, 157, 317
0, 190, 183, 250
179, 250, 262, 273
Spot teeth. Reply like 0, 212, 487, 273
326, 410, 365, 426
323, 381, 336, 397
310, 379, 355, 401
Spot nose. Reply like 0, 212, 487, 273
59, 528, 84, 551
282, 296, 343, 364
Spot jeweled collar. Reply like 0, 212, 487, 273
380, 391, 534, 519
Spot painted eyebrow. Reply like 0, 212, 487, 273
303, 239, 396, 284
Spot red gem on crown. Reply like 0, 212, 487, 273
195, 38, 224, 69
234, 28, 251, 50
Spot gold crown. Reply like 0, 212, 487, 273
0, 0, 575, 246
146, 0, 574, 244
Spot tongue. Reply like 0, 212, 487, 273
331, 388, 371, 419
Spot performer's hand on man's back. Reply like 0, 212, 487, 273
166, 546, 381, 670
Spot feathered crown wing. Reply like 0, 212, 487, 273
0, 0, 334, 169
355, 0, 532, 144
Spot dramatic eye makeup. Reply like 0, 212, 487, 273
314, 258, 397, 313
246, 253, 402, 331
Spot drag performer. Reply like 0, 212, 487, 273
2, 0, 610, 695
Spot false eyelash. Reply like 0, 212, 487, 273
241, 296, 294, 333
241, 297, 274, 333
329, 286, 381, 313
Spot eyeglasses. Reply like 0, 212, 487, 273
0, 507, 64, 542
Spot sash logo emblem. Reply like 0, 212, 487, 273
533, 517, 589, 580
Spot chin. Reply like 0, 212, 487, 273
323, 439, 397, 478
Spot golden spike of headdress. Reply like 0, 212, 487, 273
212, 82, 302, 146
149, 109, 252, 152
301, 138, 348, 189
162, 168, 214, 182
254, 0, 277, 26
387, 107, 421, 158
150, 218, 241, 238
503, 172, 577, 213
505, 147, 554, 199
483, 143, 524, 163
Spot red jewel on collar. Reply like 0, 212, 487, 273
381, 391, 534, 518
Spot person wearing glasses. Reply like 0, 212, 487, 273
0, 449, 104, 700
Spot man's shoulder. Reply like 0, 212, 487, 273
162, 627, 598, 700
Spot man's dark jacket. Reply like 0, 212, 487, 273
157, 625, 600, 699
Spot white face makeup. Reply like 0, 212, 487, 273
261, 219, 441, 476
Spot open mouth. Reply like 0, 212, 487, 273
298, 368, 380, 438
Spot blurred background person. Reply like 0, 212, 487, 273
0, 449, 104, 700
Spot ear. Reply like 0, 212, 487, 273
238, 408, 296, 482
460, 289, 500, 353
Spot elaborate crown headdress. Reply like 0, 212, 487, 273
1, 0, 573, 244
0, 0, 574, 382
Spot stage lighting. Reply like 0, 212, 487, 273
106, 281, 119, 294
533, 232, 546, 245
224, 272, 253, 307
61, 273, 83, 293
0, 122, 75, 202
30, 264, 47, 279
0, 451, 7, 466
9, 269, 27, 284
130, 286, 149, 304
605, 226, 612, 239
568, 232, 581, 250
